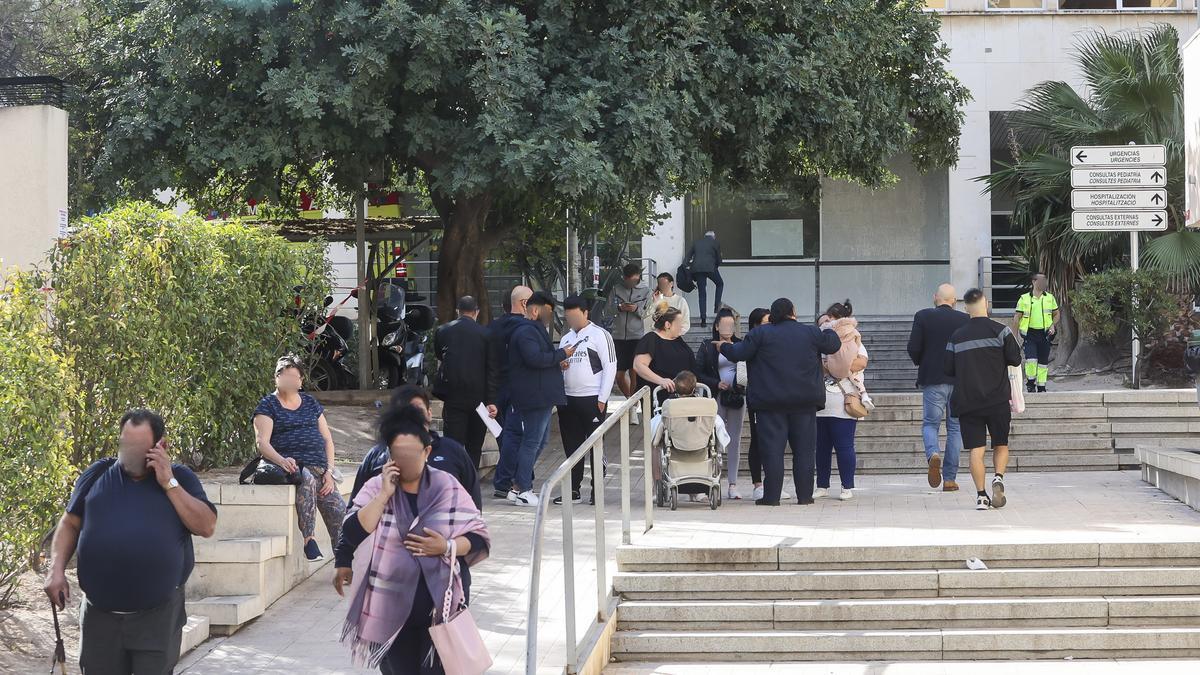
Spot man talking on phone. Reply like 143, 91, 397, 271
556, 295, 618, 505
43, 409, 217, 674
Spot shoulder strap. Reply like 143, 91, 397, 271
440, 538, 460, 622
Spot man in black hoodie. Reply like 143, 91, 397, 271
718, 298, 840, 506
944, 288, 1023, 511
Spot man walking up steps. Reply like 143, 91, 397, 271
944, 289, 1023, 510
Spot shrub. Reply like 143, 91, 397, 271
0, 272, 73, 605
1072, 268, 1177, 385
47, 202, 331, 469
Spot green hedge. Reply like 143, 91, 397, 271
47, 203, 332, 469
0, 272, 73, 604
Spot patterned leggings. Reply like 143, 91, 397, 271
296, 466, 347, 550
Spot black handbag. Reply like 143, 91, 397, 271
718, 385, 745, 409
238, 456, 304, 485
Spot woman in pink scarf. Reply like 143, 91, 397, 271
333, 404, 490, 674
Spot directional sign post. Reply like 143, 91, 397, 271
1069, 143, 1168, 387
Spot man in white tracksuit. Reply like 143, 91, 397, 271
556, 294, 618, 505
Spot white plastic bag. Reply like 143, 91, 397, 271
1008, 365, 1026, 414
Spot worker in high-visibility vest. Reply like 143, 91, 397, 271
1012, 273, 1060, 393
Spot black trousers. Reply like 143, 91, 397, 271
79, 585, 186, 675
558, 395, 604, 495
747, 408, 762, 484
442, 402, 486, 469
754, 409, 817, 504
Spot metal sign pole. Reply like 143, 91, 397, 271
1131, 231, 1140, 387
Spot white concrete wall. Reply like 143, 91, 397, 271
0, 105, 67, 274
642, 197, 686, 277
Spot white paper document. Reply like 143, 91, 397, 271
476, 403, 503, 439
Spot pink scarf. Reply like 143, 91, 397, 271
340, 466, 489, 668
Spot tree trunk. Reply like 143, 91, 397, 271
434, 193, 493, 323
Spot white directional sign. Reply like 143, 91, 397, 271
1070, 167, 1166, 189
1071, 189, 1167, 210
1070, 144, 1166, 167
1071, 211, 1168, 232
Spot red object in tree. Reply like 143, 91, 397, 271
393, 246, 407, 278
300, 191, 313, 211
247, 197, 258, 207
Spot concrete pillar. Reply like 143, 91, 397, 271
0, 104, 68, 274
948, 109, 992, 296
642, 197, 685, 278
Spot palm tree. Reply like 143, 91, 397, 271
980, 25, 1200, 362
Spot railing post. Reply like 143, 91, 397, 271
561, 476, 577, 673
643, 388, 654, 533
593, 438, 607, 621
620, 412, 631, 545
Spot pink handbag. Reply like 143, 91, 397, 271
428, 539, 492, 675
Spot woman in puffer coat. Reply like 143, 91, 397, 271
815, 300, 868, 501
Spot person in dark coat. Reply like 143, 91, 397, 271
907, 283, 971, 492
496, 291, 578, 506
488, 286, 531, 498
717, 298, 840, 506
433, 295, 497, 469
686, 231, 724, 328
350, 385, 482, 510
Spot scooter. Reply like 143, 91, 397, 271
295, 288, 355, 391
375, 279, 435, 389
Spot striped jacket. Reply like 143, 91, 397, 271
944, 317, 1023, 417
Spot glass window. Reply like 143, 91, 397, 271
1059, 0, 1179, 6
988, 0, 1045, 8
685, 184, 820, 259
925, 0, 946, 8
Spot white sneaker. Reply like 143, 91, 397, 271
513, 490, 539, 507
752, 485, 765, 500
975, 494, 992, 511
839, 488, 853, 501
630, 409, 641, 426
727, 485, 742, 500
507, 490, 518, 504
780, 490, 791, 500
813, 488, 829, 499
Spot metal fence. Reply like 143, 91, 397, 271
525, 386, 655, 675
0, 76, 65, 108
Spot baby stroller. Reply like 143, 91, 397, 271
651, 384, 725, 511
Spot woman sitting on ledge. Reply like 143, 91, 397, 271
252, 355, 347, 562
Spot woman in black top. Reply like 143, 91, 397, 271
633, 305, 695, 406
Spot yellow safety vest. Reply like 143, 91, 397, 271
1017, 292, 1058, 332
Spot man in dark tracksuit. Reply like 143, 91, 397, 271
944, 288, 1023, 511
719, 298, 840, 506
349, 385, 482, 509
687, 231, 723, 327
433, 295, 497, 469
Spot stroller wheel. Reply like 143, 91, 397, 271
709, 486, 720, 510
669, 486, 678, 511
655, 481, 664, 508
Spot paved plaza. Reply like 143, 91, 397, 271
177, 407, 1200, 675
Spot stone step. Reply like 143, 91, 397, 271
180, 614, 211, 654
863, 407, 1109, 422
188, 594, 265, 636
612, 567, 1200, 600
610, 627, 1200, 661
615, 542, 1200, 572
853, 437, 1113, 452
855, 422, 1111, 438
617, 595, 1200, 630
193, 535, 288, 563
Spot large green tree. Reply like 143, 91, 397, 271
87, 0, 967, 312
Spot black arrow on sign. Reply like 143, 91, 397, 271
1152, 192, 1164, 204
1075, 151, 1087, 163
1153, 214, 1164, 227
1151, 170, 1163, 182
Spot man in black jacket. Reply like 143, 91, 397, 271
488, 285, 531, 498
718, 298, 840, 506
944, 289, 1023, 511
907, 283, 970, 492
687, 231, 724, 328
433, 295, 497, 469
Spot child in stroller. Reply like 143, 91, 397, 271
651, 371, 731, 510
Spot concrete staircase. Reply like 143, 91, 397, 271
610, 542, 1200, 662
188, 469, 354, 636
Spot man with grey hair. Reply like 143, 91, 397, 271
907, 283, 970, 491
687, 230, 723, 328
433, 295, 498, 468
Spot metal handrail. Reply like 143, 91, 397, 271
525, 386, 655, 675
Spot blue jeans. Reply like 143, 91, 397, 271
692, 269, 724, 322
816, 417, 857, 489
492, 404, 523, 492
921, 384, 961, 481
514, 407, 553, 493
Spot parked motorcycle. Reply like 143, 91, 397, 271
296, 288, 355, 391
375, 279, 435, 389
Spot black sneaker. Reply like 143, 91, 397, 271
493, 489, 510, 499
754, 498, 780, 506
1037, 385, 1047, 393
1026, 380, 1037, 393
303, 539, 324, 562
553, 491, 583, 505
